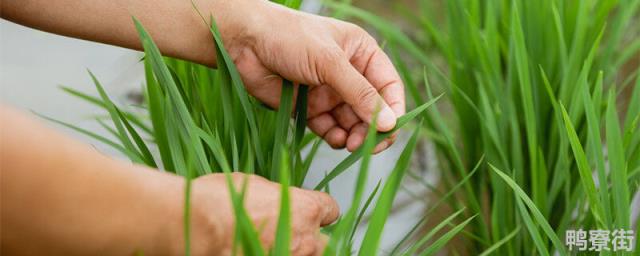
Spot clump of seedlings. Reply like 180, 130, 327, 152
46, 0, 640, 255
43, 1, 478, 255
328, 0, 639, 254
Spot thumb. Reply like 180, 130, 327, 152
320, 50, 397, 131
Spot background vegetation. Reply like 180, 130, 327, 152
329, 0, 639, 254
46, 0, 639, 255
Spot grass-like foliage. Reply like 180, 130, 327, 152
327, 0, 639, 254
44, 0, 639, 254
40, 1, 488, 255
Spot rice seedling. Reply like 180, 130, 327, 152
326, 0, 639, 254
41, 1, 483, 255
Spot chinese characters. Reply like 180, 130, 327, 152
566, 229, 635, 252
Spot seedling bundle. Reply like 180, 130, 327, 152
47, 0, 639, 255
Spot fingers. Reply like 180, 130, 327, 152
310, 101, 396, 151
346, 123, 367, 152
235, 49, 283, 109
320, 49, 397, 132
331, 103, 359, 131
289, 189, 337, 255
307, 85, 342, 119
360, 46, 406, 118
290, 187, 339, 227
324, 127, 348, 149
293, 232, 328, 256
307, 113, 347, 148
307, 190, 340, 226
346, 123, 395, 153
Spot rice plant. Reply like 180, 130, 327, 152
327, 0, 639, 254
38, 1, 487, 255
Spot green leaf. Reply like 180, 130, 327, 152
605, 90, 630, 229
326, 109, 379, 255
478, 226, 521, 256
35, 113, 142, 162
271, 80, 294, 181
205, 16, 266, 171
419, 214, 477, 256
390, 156, 484, 255
402, 208, 466, 255
349, 180, 381, 246
88, 70, 144, 163
59, 86, 154, 136
292, 85, 309, 180
297, 138, 321, 187
581, 72, 611, 226
623, 70, 640, 152
273, 149, 292, 256
225, 173, 265, 256
144, 59, 174, 171
559, 104, 606, 225
510, 2, 541, 210
514, 193, 548, 256
133, 18, 209, 173
358, 122, 421, 255
490, 165, 567, 255
115, 108, 156, 167
314, 95, 441, 190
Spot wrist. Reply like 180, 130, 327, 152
124, 165, 187, 255
205, 0, 267, 59
190, 179, 226, 256
163, 174, 227, 256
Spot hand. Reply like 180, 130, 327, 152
3, 0, 405, 153
189, 173, 339, 256
217, 0, 405, 153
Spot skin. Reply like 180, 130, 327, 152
1, 0, 405, 255
0, 107, 338, 255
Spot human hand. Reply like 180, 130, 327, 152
3, 0, 404, 153
189, 172, 339, 256
216, 0, 405, 153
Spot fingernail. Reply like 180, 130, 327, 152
347, 133, 363, 152
376, 106, 397, 131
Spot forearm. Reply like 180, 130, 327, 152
0, 0, 249, 67
0, 107, 192, 255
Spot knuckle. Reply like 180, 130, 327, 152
290, 234, 314, 256
189, 206, 223, 255
196, 174, 217, 183
290, 235, 302, 253
315, 49, 346, 85
260, 233, 276, 250
364, 33, 378, 46
354, 86, 379, 108
250, 174, 268, 182
317, 48, 343, 65
345, 22, 366, 34
343, 22, 377, 47
297, 242, 316, 256
304, 201, 323, 220
230, 172, 245, 179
